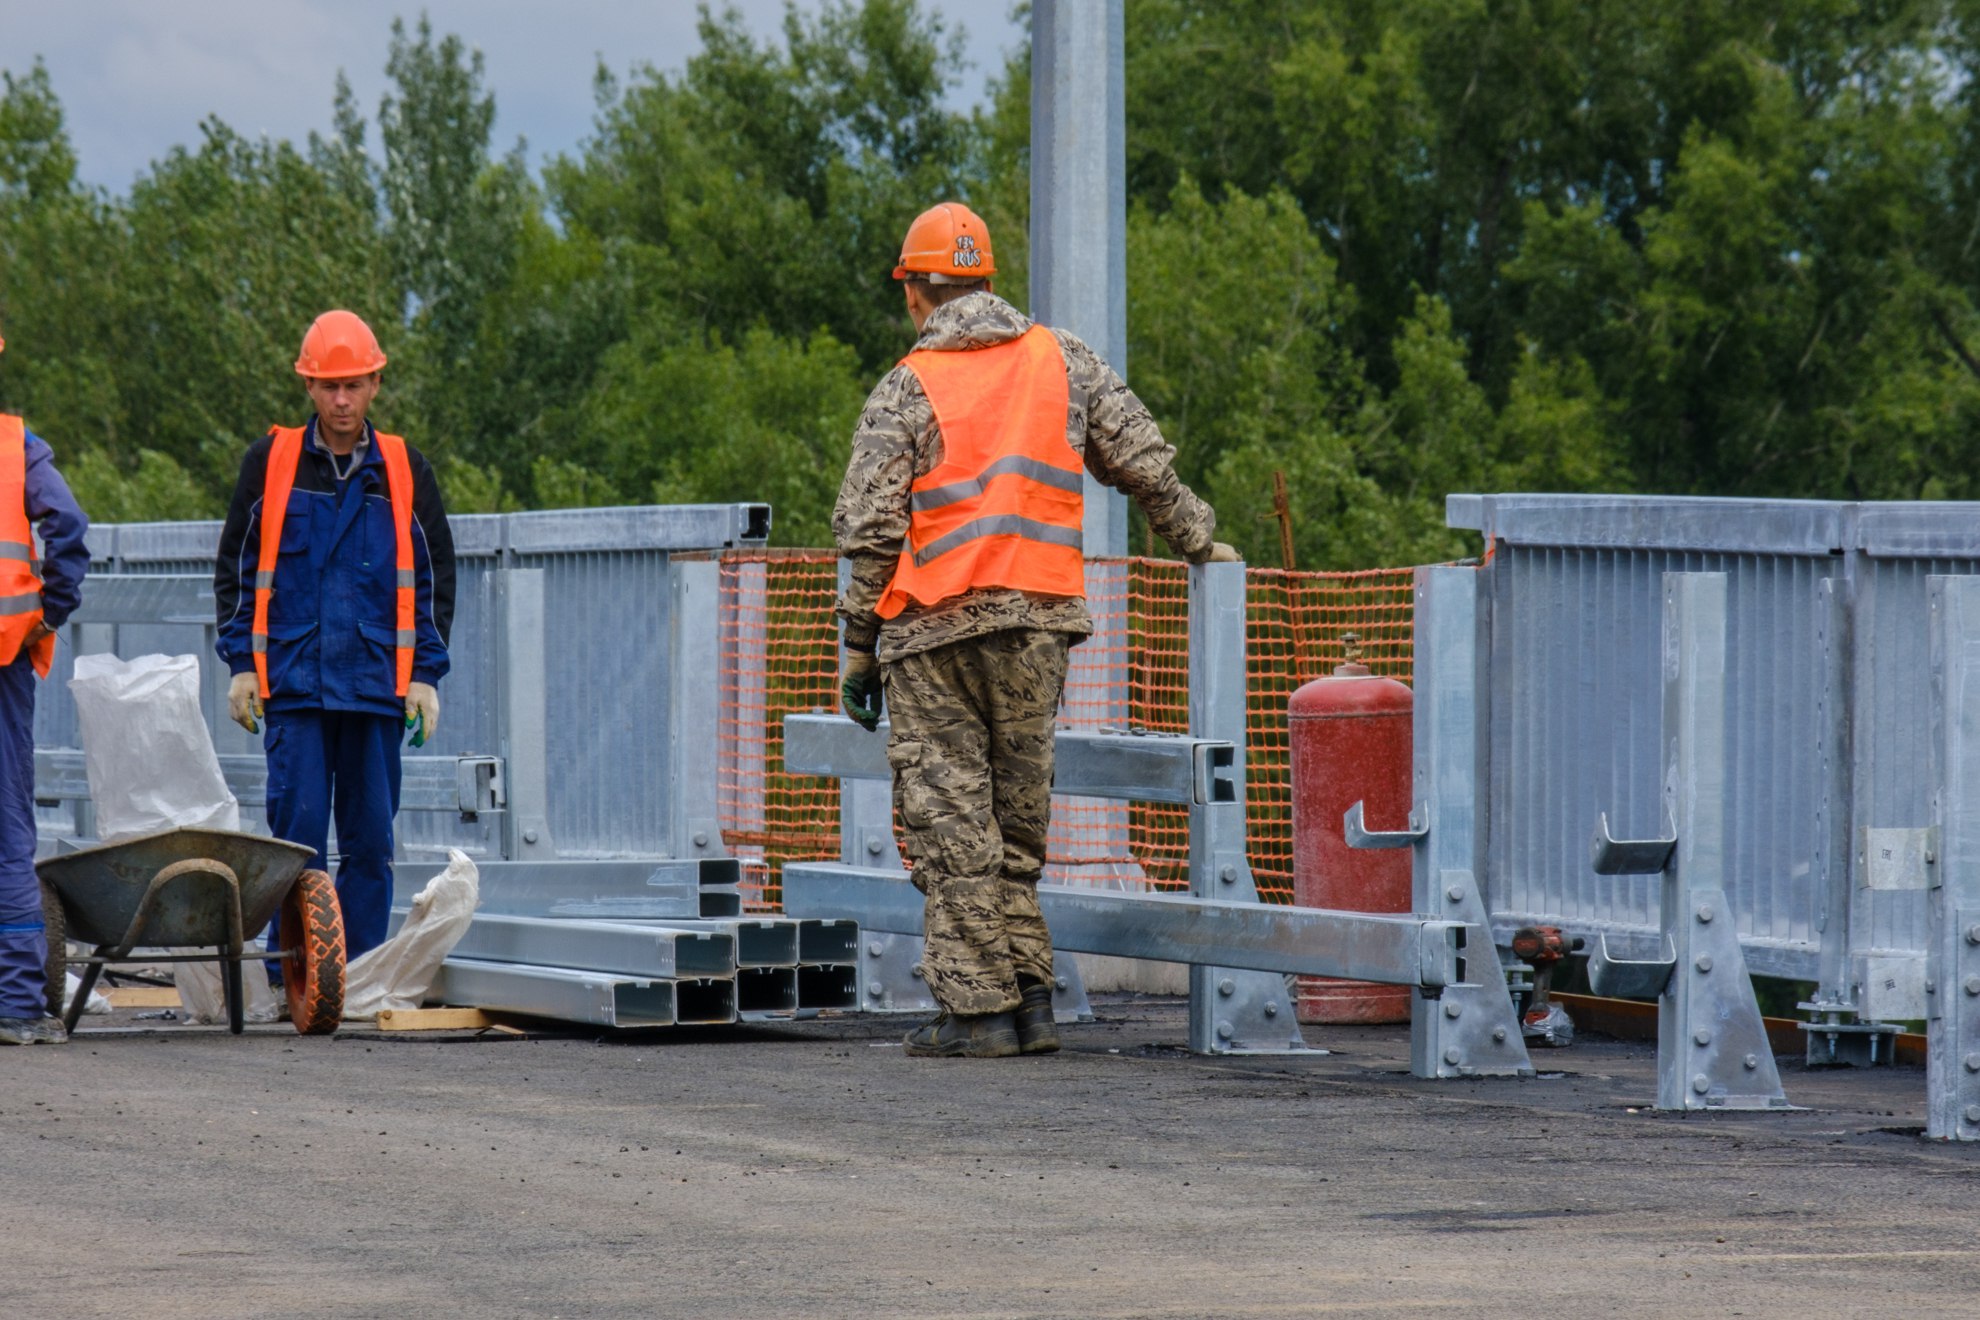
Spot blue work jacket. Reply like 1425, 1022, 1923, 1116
18, 429, 90, 636
214, 419, 454, 718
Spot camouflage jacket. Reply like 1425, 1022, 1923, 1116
833, 292, 1218, 662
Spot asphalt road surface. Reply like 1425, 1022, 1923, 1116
3, 997, 1976, 1319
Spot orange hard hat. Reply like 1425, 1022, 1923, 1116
892, 201, 996, 282
294, 310, 387, 379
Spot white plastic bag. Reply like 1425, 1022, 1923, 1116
62, 970, 111, 1016
341, 849, 479, 1019
68, 653, 239, 841
174, 945, 286, 1024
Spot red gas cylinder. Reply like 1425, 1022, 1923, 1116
1289, 637, 1413, 1024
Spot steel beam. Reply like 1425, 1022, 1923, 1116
627, 919, 798, 969
667, 558, 726, 860
797, 964, 860, 1011
784, 714, 1233, 805
432, 959, 737, 1027
401, 911, 735, 979
1349, 566, 1533, 1078
393, 858, 735, 921
1928, 575, 1980, 1138
783, 864, 1461, 988
503, 503, 770, 553
1183, 561, 1306, 1051
497, 567, 555, 860
797, 919, 859, 965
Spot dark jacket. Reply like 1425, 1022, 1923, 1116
214, 418, 453, 718
19, 429, 90, 631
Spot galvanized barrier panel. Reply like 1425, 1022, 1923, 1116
35, 504, 768, 866
1449, 494, 1980, 1022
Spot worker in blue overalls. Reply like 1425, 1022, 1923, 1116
214, 310, 454, 967
0, 329, 92, 1046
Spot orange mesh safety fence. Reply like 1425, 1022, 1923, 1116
1241, 567, 1415, 902
717, 550, 843, 909
716, 551, 1418, 910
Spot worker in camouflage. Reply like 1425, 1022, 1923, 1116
835, 202, 1235, 1059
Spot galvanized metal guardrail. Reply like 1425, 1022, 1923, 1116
1449, 494, 1980, 1053
34, 504, 769, 865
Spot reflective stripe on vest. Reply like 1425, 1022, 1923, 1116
251, 425, 417, 699
876, 324, 1083, 619
0, 416, 52, 679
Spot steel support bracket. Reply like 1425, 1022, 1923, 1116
1402, 566, 1535, 1079
1586, 934, 1676, 1001
1627, 573, 1793, 1111
849, 928, 1095, 1022
1591, 812, 1678, 876
1418, 869, 1536, 1077
455, 756, 504, 819
1343, 800, 1428, 850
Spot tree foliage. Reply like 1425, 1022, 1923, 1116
2, 1, 1978, 564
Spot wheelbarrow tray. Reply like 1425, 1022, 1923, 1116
37, 828, 317, 948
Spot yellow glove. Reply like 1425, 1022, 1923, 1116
405, 681, 440, 747
1205, 542, 1241, 563
228, 672, 263, 734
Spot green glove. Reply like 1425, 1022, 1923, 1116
840, 650, 882, 732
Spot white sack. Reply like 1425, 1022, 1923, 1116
62, 970, 111, 1016
174, 945, 286, 1024
341, 849, 479, 1020
68, 653, 239, 841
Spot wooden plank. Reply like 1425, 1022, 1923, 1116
103, 986, 182, 1008
374, 1007, 503, 1032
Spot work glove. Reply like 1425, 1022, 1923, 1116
405, 681, 440, 748
840, 650, 882, 732
228, 671, 263, 734
1205, 542, 1241, 563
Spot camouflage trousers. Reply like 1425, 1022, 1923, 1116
883, 628, 1070, 1017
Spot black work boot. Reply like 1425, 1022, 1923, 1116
1014, 977, 1060, 1055
903, 1010, 1020, 1058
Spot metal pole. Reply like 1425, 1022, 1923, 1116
1409, 565, 1532, 1078
1658, 572, 1790, 1111
1186, 560, 1303, 1053
498, 567, 555, 861
1031, 0, 1129, 557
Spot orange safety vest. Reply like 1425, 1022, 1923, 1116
0, 415, 54, 679
251, 425, 417, 699
876, 325, 1084, 618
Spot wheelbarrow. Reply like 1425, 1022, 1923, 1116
36, 827, 346, 1036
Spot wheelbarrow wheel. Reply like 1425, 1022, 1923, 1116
279, 869, 345, 1035
40, 880, 66, 1022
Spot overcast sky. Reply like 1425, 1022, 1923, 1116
4, 1, 1026, 195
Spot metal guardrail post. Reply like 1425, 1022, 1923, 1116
1405, 566, 1532, 1078
667, 558, 724, 860
1927, 575, 1980, 1139
1590, 572, 1791, 1111
497, 567, 554, 861
1187, 561, 1305, 1053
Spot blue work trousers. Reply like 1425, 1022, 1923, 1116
0, 656, 45, 1018
263, 708, 402, 963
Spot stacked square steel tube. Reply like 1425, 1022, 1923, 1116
389, 858, 859, 1028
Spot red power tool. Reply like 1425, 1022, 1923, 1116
1511, 925, 1580, 1047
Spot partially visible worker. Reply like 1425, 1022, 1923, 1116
834, 202, 1238, 1059
0, 329, 92, 1046
214, 310, 453, 967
